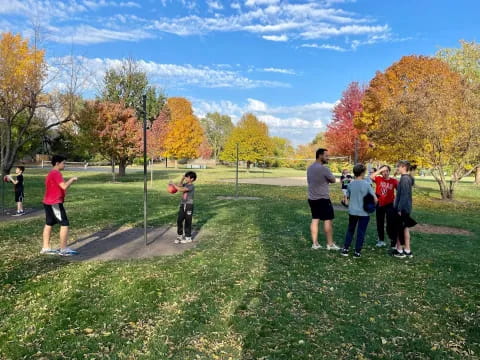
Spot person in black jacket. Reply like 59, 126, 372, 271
393, 160, 416, 258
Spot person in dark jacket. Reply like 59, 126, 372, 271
393, 160, 416, 258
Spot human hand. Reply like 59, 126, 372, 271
72, 177, 78, 182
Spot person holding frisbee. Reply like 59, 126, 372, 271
5, 166, 26, 216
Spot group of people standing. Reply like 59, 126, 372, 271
307, 148, 416, 258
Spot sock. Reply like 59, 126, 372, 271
396, 249, 404, 253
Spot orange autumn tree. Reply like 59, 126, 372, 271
358, 55, 480, 199
79, 101, 142, 177
162, 97, 204, 161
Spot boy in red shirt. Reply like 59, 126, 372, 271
41, 155, 78, 256
370, 165, 398, 248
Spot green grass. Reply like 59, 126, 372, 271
0, 167, 479, 359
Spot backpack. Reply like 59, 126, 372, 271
363, 193, 376, 213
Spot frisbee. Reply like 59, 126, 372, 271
167, 184, 178, 194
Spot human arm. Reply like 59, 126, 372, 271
326, 168, 337, 183
368, 183, 378, 204
59, 177, 78, 190
171, 176, 191, 193
370, 166, 387, 181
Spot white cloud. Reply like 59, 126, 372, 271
48, 25, 153, 45
231, 2, 241, 9
49, 56, 290, 90
301, 43, 348, 51
263, 67, 296, 74
192, 97, 336, 144
247, 98, 268, 111
300, 24, 390, 40
245, 0, 280, 7
206, 0, 223, 10
262, 34, 289, 42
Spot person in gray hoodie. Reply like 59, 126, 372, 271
393, 160, 416, 258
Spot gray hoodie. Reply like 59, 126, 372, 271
394, 174, 414, 214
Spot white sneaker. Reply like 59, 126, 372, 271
311, 243, 322, 250
376, 241, 386, 247
181, 237, 192, 244
40, 248, 59, 255
326, 243, 341, 251
174, 235, 183, 244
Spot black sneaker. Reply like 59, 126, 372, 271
341, 248, 349, 257
393, 250, 406, 258
404, 251, 413, 258
353, 252, 361, 258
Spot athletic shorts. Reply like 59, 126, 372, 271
44, 203, 70, 226
15, 190, 24, 203
308, 198, 335, 220
341, 189, 348, 196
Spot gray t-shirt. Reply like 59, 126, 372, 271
347, 179, 375, 217
180, 183, 195, 205
307, 162, 336, 200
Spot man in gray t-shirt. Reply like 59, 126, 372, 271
306, 148, 340, 250
172, 171, 197, 244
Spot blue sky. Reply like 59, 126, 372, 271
1, 0, 479, 145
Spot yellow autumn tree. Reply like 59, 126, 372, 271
0, 32, 45, 175
357, 55, 480, 199
162, 97, 204, 160
220, 113, 273, 168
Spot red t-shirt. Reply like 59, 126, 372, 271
374, 176, 398, 207
43, 170, 66, 205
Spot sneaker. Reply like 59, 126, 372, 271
12, 211, 25, 217
376, 241, 386, 247
40, 248, 59, 255
341, 248, 349, 256
311, 243, 322, 250
174, 235, 183, 244
59, 247, 79, 256
326, 243, 341, 251
404, 251, 413, 258
353, 252, 361, 258
393, 249, 406, 258
181, 237, 193, 244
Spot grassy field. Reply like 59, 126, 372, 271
0, 167, 479, 359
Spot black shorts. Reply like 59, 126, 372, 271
308, 199, 335, 220
44, 203, 70, 226
15, 190, 24, 203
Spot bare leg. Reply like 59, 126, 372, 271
43, 225, 52, 249
403, 228, 411, 252
310, 219, 319, 246
59, 226, 69, 250
324, 220, 334, 246
17, 202, 23, 212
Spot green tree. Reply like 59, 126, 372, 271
101, 59, 165, 119
220, 113, 272, 169
437, 40, 480, 185
271, 136, 295, 167
200, 112, 233, 160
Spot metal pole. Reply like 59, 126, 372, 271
235, 143, 239, 198
142, 95, 148, 246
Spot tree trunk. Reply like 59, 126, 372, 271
111, 156, 116, 182
118, 158, 127, 177
475, 167, 480, 185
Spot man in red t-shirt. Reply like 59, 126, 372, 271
41, 155, 78, 256
370, 165, 398, 248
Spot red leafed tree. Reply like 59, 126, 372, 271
325, 82, 368, 160
198, 137, 213, 159
92, 101, 142, 176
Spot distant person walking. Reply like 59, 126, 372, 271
307, 148, 340, 250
